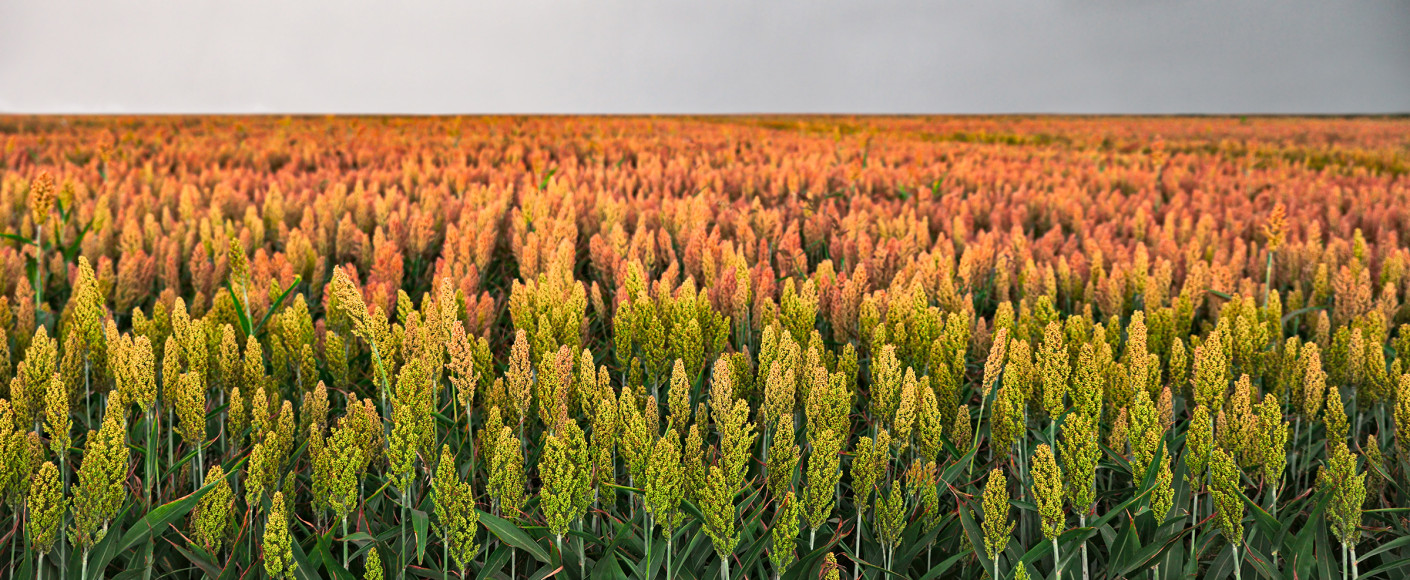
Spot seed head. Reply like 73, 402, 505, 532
1320, 440, 1365, 547
26, 461, 64, 554
1031, 444, 1064, 540
192, 465, 235, 555
263, 491, 295, 579
804, 428, 843, 533
29, 172, 55, 226
770, 490, 802, 574
981, 468, 1013, 562
1209, 448, 1244, 547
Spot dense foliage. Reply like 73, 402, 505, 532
0, 115, 1407, 579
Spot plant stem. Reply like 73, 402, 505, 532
1053, 537, 1061, 580
1081, 513, 1089, 580
853, 516, 863, 580
1189, 494, 1198, 568
721, 557, 730, 580
343, 517, 350, 571
1350, 544, 1359, 580
1234, 544, 1242, 580
401, 492, 409, 580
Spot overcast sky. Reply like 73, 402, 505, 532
1, 1, 1407, 114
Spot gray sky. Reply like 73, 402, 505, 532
2, 1, 1408, 114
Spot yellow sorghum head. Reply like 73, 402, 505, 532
907, 459, 942, 530
228, 387, 248, 448
1263, 203, 1286, 252
246, 441, 274, 512
646, 427, 686, 536
893, 367, 919, 446
1257, 393, 1288, 487
1209, 447, 1244, 547
1324, 378, 1348, 446
1127, 388, 1162, 487
44, 372, 70, 458
176, 372, 206, 448
767, 415, 799, 501
1107, 407, 1129, 456
981, 468, 1013, 562
69, 395, 128, 550
541, 419, 591, 539
433, 444, 481, 573
982, 328, 1010, 397
1193, 330, 1229, 413
329, 267, 373, 342
1300, 342, 1326, 421
29, 171, 55, 226
328, 421, 366, 522
716, 396, 757, 494
228, 231, 250, 294
700, 462, 739, 561
1186, 405, 1213, 487
770, 490, 802, 574
617, 389, 650, 487
763, 363, 793, 433
489, 426, 526, 519
821, 552, 842, 580
870, 343, 902, 423
506, 329, 532, 425
1062, 410, 1100, 514
915, 383, 944, 464
17, 326, 57, 429
1039, 321, 1070, 420
875, 478, 906, 550
951, 404, 972, 450
192, 465, 234, 555
1363, 435, 1385, 506
364, 547, 383, 580
1031, 443, 1064, 541
804, 428, 843, 533
26, 461, 64, 554
217, 324, 240, 395
263, 491, 295, 579
1320, 440, 1366, 547
1151, 442, 1175, 522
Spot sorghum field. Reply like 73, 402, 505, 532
0, 116, 1407, 580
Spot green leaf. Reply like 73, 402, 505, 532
1357, 534, 1410, 563
228, 285, 254, 337
165, 538, 224, 579
916, 547, 972, 580
0, 232, 35, 246
1358, 554, 1410, 579
290, 532, 323, 580
478, 510, 551, 563
317, 531, 356, 580
478, 546, 511, 580
412, 509, 430, 564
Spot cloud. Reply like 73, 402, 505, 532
2, 0, 1407, 114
